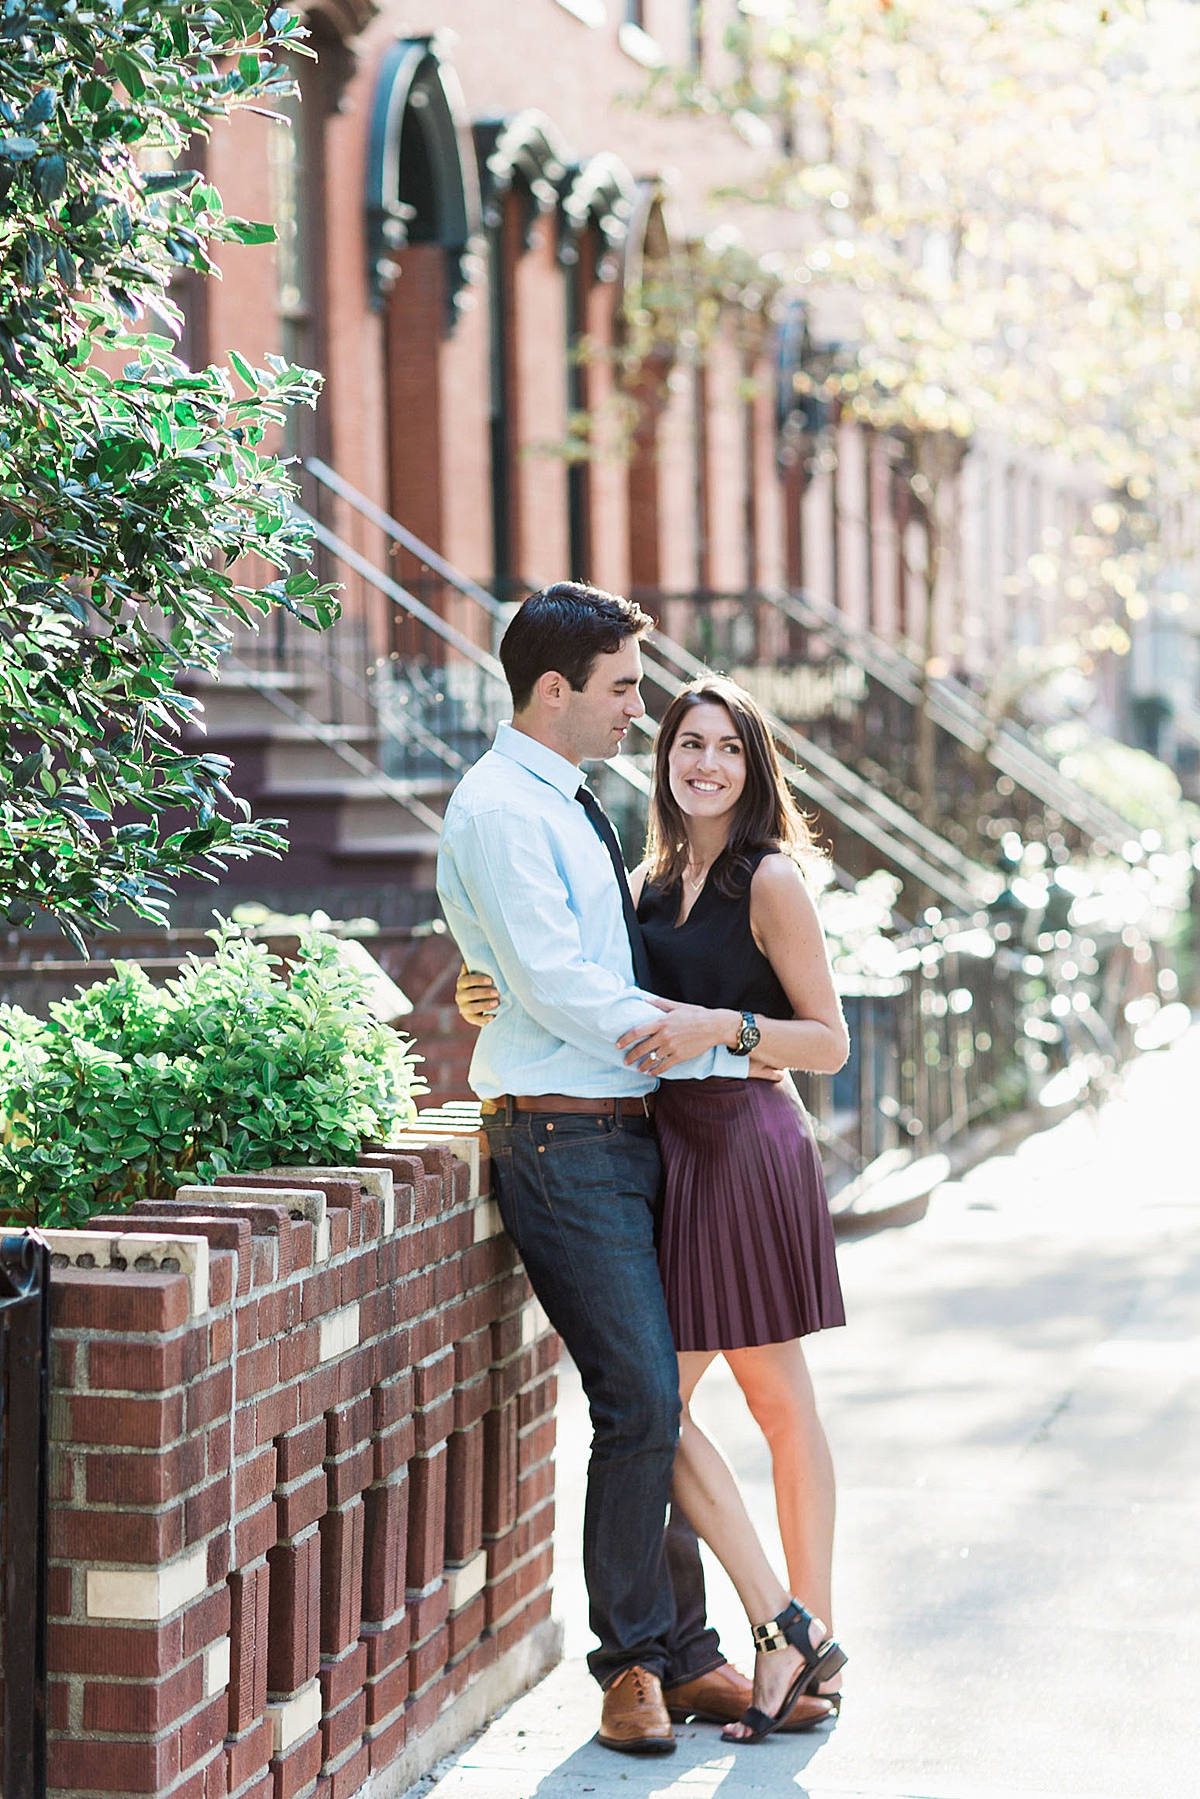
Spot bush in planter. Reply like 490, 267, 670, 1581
0, 924, 425, 1227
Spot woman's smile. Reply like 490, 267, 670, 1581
668, 702, 749, 817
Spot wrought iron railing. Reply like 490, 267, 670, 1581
800, 911, 1154, 1196
659, 584, 1138, 859
296, 462, 990, 911
0, 1231, 50, 1799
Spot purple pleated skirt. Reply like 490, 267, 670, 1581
655, 1076, 845, 1351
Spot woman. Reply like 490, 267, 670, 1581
458, 675, 849, 1743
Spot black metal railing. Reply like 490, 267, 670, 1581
0, 1231, 50, 1799
658, 585, 1138, 861
798, 910, 1152, 1196
295, 462, 990, 913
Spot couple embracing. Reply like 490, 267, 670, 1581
436, 583, 849, 1754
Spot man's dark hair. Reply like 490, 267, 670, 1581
499, 582, 653, 712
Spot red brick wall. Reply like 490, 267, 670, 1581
46, 1137, 557, 1799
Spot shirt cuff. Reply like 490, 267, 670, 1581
712, 1045, 749, 1078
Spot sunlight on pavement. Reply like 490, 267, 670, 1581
645, 1753, 736, 1795
1091, 1337, 1200, 1374
416, 1026, 1200, 1799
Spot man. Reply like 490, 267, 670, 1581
436, 583, 753, 1755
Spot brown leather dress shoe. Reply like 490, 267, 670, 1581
663, 1661, 753, 1724
597, 1665, 676, 1755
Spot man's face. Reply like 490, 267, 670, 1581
562, 637, 646, 764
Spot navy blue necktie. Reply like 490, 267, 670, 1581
576, 784, 654, 991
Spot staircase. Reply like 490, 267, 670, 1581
660, 587, 1138, 866
179, 462, 1131, 926
177, 473, 650, 923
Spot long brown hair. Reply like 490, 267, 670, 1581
644, 676, 821, 896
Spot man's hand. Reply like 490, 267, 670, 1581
455, 965, 500, 1027
616, 998, 742, 1075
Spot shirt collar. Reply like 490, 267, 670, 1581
492, 720, 584, 802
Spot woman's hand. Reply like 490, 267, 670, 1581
747, 1053, 787, 1084
617, 999, 740, 1074
455, 965, 500, 1028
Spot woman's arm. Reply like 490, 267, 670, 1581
746, 854, 850, 1074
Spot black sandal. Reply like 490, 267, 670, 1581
727, 1599, 846, 1744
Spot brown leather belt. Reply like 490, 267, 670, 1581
481, 1093, 655, 1119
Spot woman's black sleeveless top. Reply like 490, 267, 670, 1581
636, 847, 793, 1018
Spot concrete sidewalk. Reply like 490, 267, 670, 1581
409, 1029, 1200, 1799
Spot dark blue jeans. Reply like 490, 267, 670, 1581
485, 1107, 723, 1688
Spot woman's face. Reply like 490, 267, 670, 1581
666, 701, 747, 826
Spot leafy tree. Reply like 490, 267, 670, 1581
0, 1, 338, 948
653, 0, 1200, 818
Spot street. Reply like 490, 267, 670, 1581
415, 1027, 1200, 1799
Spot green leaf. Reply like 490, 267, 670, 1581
143, 169, 201, 194
32, 154, 68, 204
22, 90, 56, 130
109, 55, 148, 102
228, 349, 257, 389
224, 217, 275, 247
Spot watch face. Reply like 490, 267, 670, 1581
738, 1013, 761, 1054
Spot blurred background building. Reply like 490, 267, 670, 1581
161, 0, 1187, 925
2, 0, 1192, 1172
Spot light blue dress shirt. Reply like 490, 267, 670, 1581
436, 721, 748, 1100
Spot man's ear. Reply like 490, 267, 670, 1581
534, 668, 568, 709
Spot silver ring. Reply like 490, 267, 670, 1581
649, 1050, 659, 1063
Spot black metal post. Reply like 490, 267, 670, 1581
0, 1230, 50, 1799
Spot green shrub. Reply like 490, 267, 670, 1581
0, 924, 425, 1227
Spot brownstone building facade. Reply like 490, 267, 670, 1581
175, 0, 1129, 928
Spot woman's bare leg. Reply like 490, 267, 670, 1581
674, 1351, 789, 1623
724, 1337, 836, 1629
673, 1351, 832, 1737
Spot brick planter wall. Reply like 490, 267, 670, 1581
44, 1128, 560, 1799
